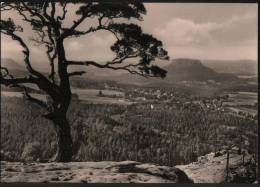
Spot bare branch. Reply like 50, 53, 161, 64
57, 2, 67, 21
39, 2, 50, 22
22, 86, 49, 109
1, 30, 43, 79
2, 3, 60, 86
1, 66, 61, 103
106, 54, 139, 66
1, 77, 38, 86
21, 2, 49, 25
66, 60, 159, 78
1, 75, 38, 86
50, 2, 56, 19
1, 29, 60, 101
46, 45, 57, 83
16, 7, 34, 23
61, 15, 119, 41
68, 71, 86, 77
1, 66, 49, 109
61, 3, 92, 39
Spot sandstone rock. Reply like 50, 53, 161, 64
176, 151, 255, 183
0, 161, 193, 183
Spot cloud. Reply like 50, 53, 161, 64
155, 18, 219, 46
154, 12, 257, 60
211, 13, 257, 44
155, 13, 257, 45
166, 44, 257, 61
1, 4, 257, 62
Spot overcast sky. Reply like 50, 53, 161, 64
1, 3, 258, 67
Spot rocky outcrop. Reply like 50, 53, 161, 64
176, 149, 257, 183
0, 161, 193, 183
1, 149, 256, 183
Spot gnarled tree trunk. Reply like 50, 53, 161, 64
51, 115, 73, 162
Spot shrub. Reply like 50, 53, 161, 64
21, 141, 42, 161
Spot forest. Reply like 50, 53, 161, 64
1, 95, 257, 166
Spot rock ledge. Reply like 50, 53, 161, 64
1, 160, 193, 183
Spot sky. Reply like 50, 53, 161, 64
1, 3, 258, 68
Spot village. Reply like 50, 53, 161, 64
119, 87, 257, 120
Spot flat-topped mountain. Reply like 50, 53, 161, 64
103, 58, 239, 86
163, 58, 239, 83
164, 58, 220, 82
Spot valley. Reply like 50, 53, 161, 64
1, 57, 258, 182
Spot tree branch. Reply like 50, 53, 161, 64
61, 15, 120, 41
66, 60, 159, 78
1, 65, 61, 104
1, 69, 49, 110
61, 15, 90, 39
57, 2, 67, 21
1, 76, 38, 86
68, 71, 86, 77
21, 2, 49, 25
1, 18, 62, 99
46, 45, 57, 83
1, 30, 44, 79
22, 86, 49, 110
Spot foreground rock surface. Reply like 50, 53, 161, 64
176, 150, 256, 183
0, 161, 192, 183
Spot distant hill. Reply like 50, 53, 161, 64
1, 58, 24, 71
202, 59, 257, 76
1, 58, 243, 88
1, 58, 29, 77
104, 58, 240, 86
0, 58, 121, 89
163, 58, 239, 82
1, 58, 56, 73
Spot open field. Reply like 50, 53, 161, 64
227, 107, 257, 117
72, 88, 124, 97
73, 88, 132, 105
227, 92, 257, 105
1, 91, 48, 102
1, 88, 132, 105
222, 91, 257, 117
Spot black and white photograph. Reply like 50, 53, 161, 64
0, 0, 258, 183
